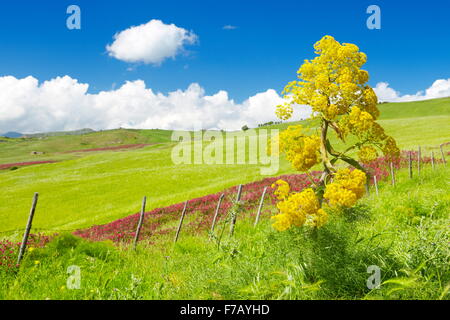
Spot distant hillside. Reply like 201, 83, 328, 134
1, 97, 448, 165
0, 127, 174, 164
1, 131, 23, 138
378, 97, 450, 119
22, 128, 95, 138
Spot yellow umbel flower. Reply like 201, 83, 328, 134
382, 136, 400, 158
272, 186, 327, 231
279, 35, 373, 124
271, 213, 292, 232
277, 125, 321, 172
272, 179, 290, 200
275, 102, 294, 120
311, 208, 329, 227
357, 146, 378, 163
324, 168, 366, 207
347, 106, 374, 134
323, 183, 357, 207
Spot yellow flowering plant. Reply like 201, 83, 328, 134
270, 36, 400, 231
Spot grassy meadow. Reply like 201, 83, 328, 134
0, 97, 449, 300
1, 98, 449, 234
0, 164, 448, 299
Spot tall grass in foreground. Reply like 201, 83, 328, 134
0, 165, 448, 300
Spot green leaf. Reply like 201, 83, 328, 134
340, 156, 365, 172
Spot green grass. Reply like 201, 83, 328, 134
379, 115, 450, 149
0, 97, 449, 233
0, 139, 293, 232
1, 164, 448, 300
378, 97, 450, 119
0, 128, 174, 164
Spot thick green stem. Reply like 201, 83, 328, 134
319, 120, 334, 180
316, 120, 336, 204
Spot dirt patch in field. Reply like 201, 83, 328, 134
0, 160, 58, 170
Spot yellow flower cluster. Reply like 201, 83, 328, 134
348, 106, 374, 132
357, 146, 378, 163
368, 122, 387, 141
271, 170, 368, 232
339, 106, 374, 138
366, 123, 400, 159
382, 136, 400, 158
361, 87, 380, 119
277, 125, 321, 172
324, 168, 366, 207
271, 186, 328, 231
275, 102, 294, 120
271, 213, 292, 231
272, 179, 290, 200
277, 36, 373, 123
338, 107, 399, 160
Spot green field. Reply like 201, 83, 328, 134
0, 97, 449, 233
1, 164, 448, 300
0, 128, 174, 164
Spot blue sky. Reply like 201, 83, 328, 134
0, 0, 449, 132
1, 0, 449, 100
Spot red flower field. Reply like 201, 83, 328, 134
0, 161, 57, 170
74, 149, 444, 244
1, 149, 444, 274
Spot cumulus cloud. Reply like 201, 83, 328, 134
106, 19, 198, 65
0, 75, 311, 134
374, 79, 450, 102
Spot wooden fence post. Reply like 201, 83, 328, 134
174, 201, 188, 243
408, 151, 413, 179
17, 193, 39, 265
229, 184, 243, 237
373, 175, 379, 197
133, 196, 146, 250
418, 146, 421, 176
431, 151, 435, 170
440, 144, 447, 165
210, 193, 225, 235
390, 162, 396, 186
254, 186, 268, 227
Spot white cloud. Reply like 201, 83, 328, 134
374, 79, 450, 102
106, 19, 198, 65
0, 75, 311, 134
222, 25, 237, 30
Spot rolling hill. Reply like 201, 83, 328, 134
1, 132, 23, 138
0, 97, 449, 233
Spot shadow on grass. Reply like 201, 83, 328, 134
278, 205, 403, 299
